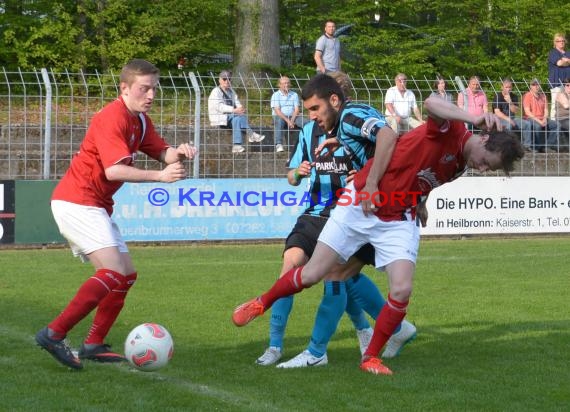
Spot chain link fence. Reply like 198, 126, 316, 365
1, 69, 568, 180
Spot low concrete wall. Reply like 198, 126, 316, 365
1, 124, 567, 179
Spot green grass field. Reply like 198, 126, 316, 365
1, 238, 569, 411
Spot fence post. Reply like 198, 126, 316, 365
189, 72, 201, 179
40, 68, 52, 180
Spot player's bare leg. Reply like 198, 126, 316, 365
232, 241, 341, 326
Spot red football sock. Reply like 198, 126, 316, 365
259, 267, 306, 309
84, 272, 137, 345
364, 294, 408, 358
48, 269, 123, 338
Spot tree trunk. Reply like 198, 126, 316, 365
234, 0, 280, 75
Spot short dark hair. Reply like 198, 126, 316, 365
485, 130, 525, 176
301, 73, 345, 102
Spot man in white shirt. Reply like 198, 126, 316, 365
384, 73, 424, 135
208, 70, 265, 153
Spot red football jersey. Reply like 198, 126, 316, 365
354, 117, 471, 221
52, 96, 169, 215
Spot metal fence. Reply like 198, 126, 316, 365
1, 69, 568, 180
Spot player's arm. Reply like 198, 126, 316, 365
416, 194, 429, 228
107, 139, 195, 183
105, 159, 187, 183
424, 96, 503, 131
314, 137, 340, 157
360, 126, 398, 215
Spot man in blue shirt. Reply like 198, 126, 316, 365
548, 33, 570, 120
270, 76, 306, 153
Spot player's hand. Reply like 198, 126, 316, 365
416, 200, 429, 227
345, 169, 357, 184
160, 161, 187, 182
176, 142, 198, 161
474, 113, 503, 132
296, 160, 312, 178
315, 137, 339, 157
360, 182, 378, 216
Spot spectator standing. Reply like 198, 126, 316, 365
555, 78, 570, 149
270, 76, 306, 153
493, 77, 533, 151
429, 77, 454, 103
523, 78, 559, 153
35, 59, 198, 370
384, 73, 424, 135
208, 70, 265, 153
314, 20, 341, 73
548, 33, 570, 120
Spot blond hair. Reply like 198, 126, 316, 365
553, 32, 566, 46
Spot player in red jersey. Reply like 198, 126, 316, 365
35, 59, 197, 370
232, 95, 524, 375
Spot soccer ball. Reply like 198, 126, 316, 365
124, 323, 174, 371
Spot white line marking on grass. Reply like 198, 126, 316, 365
117, 364, 283, 411
8, 327, 282, 412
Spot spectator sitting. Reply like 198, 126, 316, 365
522, 78, 559, 153
208, 70, 265, 153
270, 76, 306, 153
429, 77, 454, 103
458, 76, 488, 115
384, 73, 424, 135
555, 77, 570, 150
492, 77, 533, 152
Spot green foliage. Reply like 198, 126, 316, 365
1, 239, 569, 410
0, 0, 568, 78
0, 0, 233, 71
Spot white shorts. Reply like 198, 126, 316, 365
318, 184, 420, 270
51, 200, 128, 262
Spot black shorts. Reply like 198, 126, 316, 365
284, 214, 375, 266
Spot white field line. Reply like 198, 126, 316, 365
1, 327, 282, 412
